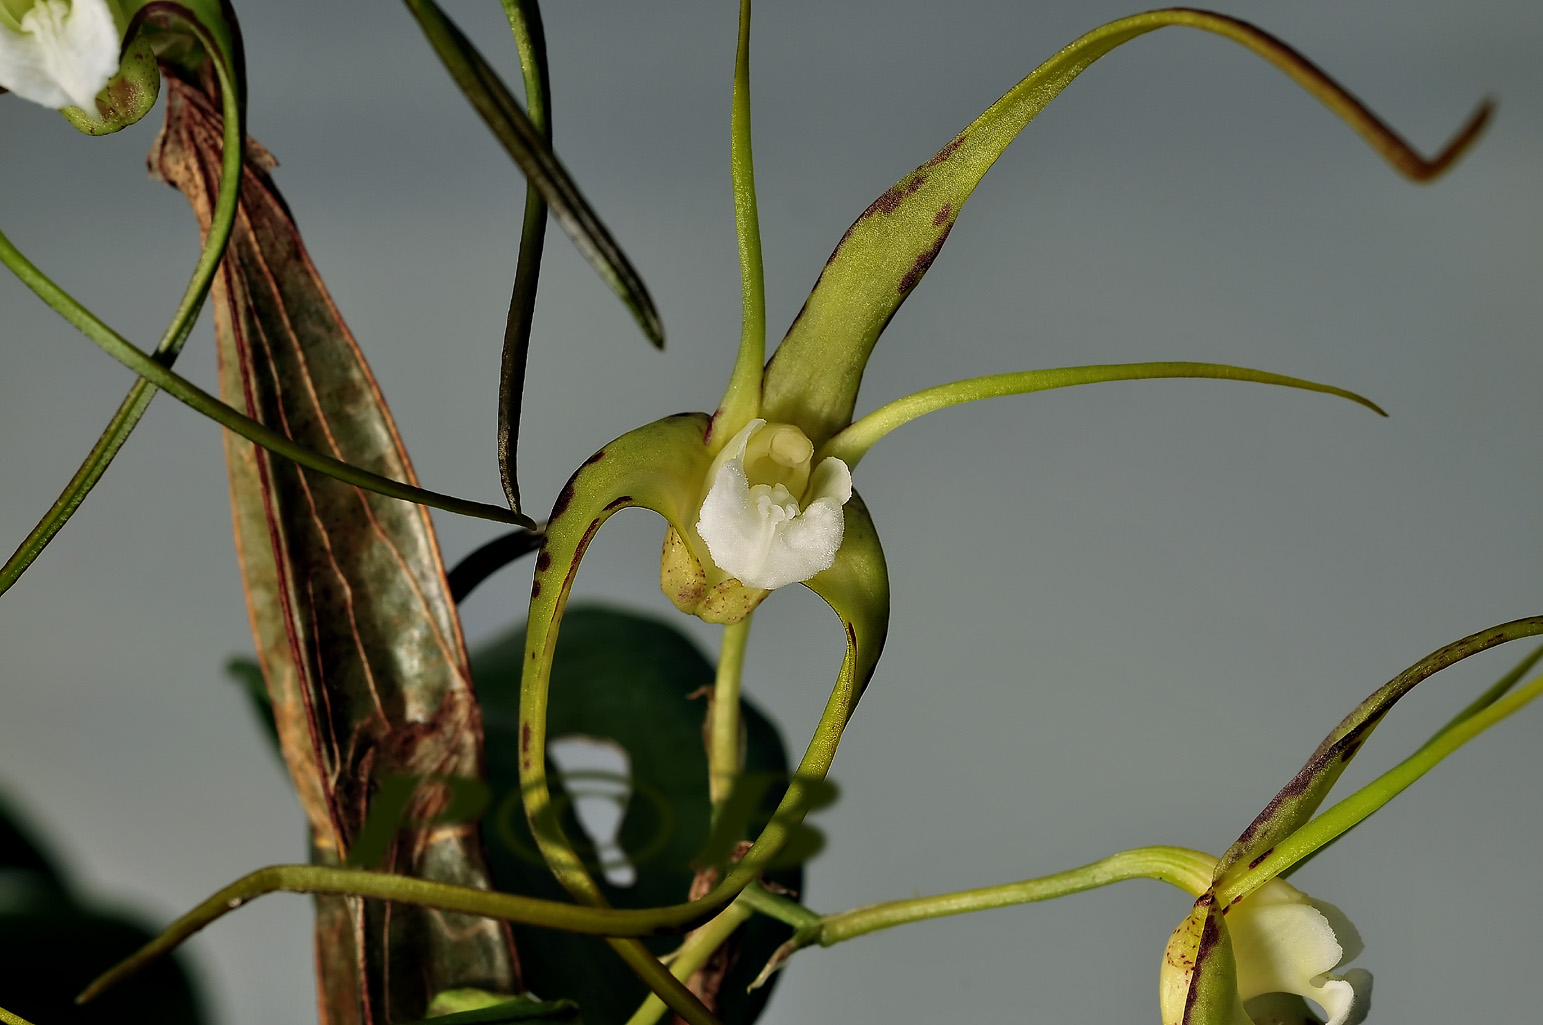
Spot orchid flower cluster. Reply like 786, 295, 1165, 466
1, 3, 1536, 1025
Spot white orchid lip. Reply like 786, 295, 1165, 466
0, 0, 121, 110
1161, 876, 1372, 1025
1228, 878, 1371, 1025
695, 418, 852, 590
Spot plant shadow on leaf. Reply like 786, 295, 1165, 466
474, 606, 801, 1024
0, 791, 205, 1025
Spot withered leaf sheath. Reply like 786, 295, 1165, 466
151, 71, 519, 1024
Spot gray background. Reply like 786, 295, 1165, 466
2, 1, 1540, 1022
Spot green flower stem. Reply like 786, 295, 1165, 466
0, 30, 246, 597
493, 0, 551, 515
0, 229, 531, 529
0, 1006, 36, 1025
716, 0, 767, 436
708, 615, 753, 819
821, 362, 1385, 469
1218, 659, 1543, 907
77, 863, 719, 1005
623, 901, 755, 1025
816, 845, 1214, 947
734, 880, 824, 932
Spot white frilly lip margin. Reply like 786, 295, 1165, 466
0, 0, 120, 110
1229, 878, 1373, 1025
696, 418, 853, 590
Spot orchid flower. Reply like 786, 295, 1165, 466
0, 0, 121, 109
512, 3, 1485, 1017
728, 620, 1543, 1025
1158, 618, 1543, 1025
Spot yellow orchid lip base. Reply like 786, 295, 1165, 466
1, 2, 1528, 1025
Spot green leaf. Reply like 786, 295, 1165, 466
494, 0, 552, 514
0, 0, 249, 597
761, 9, 1490, 445
223, 656, 280, 753
448, 529, 545, 604
475, 606, 802, 1025
0, 789, 205, 1025
152, 74, 519, 1021
403, 0, 664, 348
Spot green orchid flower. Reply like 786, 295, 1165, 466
1160, 618, 1543, 1025
512, 3, 1486, 1015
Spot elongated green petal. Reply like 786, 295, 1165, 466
715, 0, 767, 440
0, 0, 247, 596
1224, 658, 1543, 906
403, 0, 664, 347
822, 362, 1384, 468
495, 0, 551, 514
1213, 615, 1543, 891
1280, 640, 1543, 880
0, 228, 529, 528
761, 8, 1490, 445
516, 413, 722, 1025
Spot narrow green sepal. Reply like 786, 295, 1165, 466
761, 8, 1488, 446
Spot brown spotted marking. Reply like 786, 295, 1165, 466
897, 221, 954, 295
551, 479, 577, 518
535, 551, 552, 572
1247, 846, 1274, 870
530, 579, 542, 599
932, 202, 952, 227
865, 173, 929, 219
603, 495, 634, 512
921, 134, 967, 169
582, 448, 607, 467
1183, 903, 1223, 1025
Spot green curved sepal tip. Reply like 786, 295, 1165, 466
823, 361, 1385, 469
761, 7, 1489, 446
1212, 615, 1543, 899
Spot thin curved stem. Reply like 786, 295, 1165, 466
715, 0, 766, 438
741, 846, 1215, 989
0, 1006, 37, 1025
817, 845, 1214, 947
1218, 663, 1543, 905
821, 362, 1384, 469
0, 230, 530, 529
624, 901, 754, 1025
77, 863, 715, 1005
0, 29, 246, 596
709, 615, 753, 818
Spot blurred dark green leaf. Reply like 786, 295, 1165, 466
0, 791, 204, 1025
475, 606, 800, 1024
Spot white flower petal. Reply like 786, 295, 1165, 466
0, 0, 120, 109
1229, 879, 1372, 1025
695, 421, 851, 590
